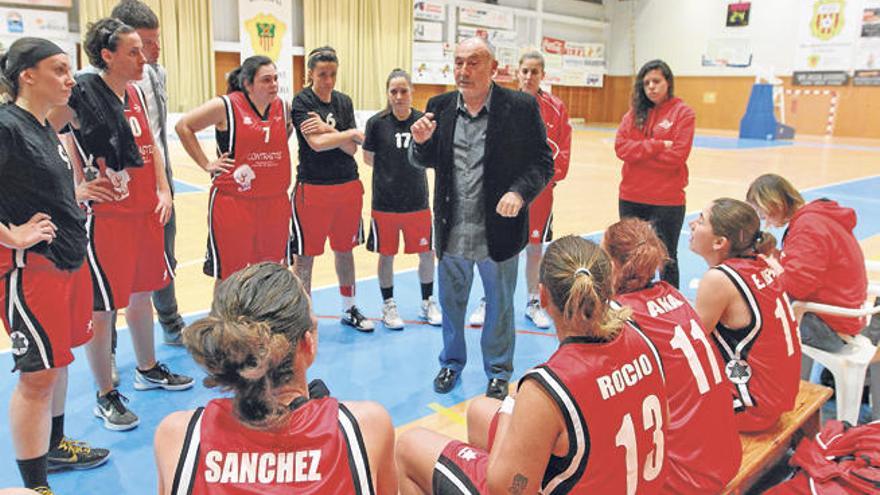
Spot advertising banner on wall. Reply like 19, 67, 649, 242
239, 0, 294, 101
541, 36, 604, 87
413, 41, 453, 84
854, 1, 880, 84
415, 20, 444, 42
414, 0, 446, 22
458, 6, 515, 30
794, 0, 862, 76
0, 7, 72, 61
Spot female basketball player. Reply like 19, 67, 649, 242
49, 18, 192, 432
154, 262, 397, 495
0, 37, 108, 494
290, 46, 374, 332
615, 59, 695, 289
363, 69, 441, 330
747, 174, 867, 359
604, 218, 740, 493
396, 235, 669, 494
175, 55, 293, 282
690, 198, 801, 431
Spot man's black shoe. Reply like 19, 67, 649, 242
433, 368, 459, 394
486, 378, 509, 400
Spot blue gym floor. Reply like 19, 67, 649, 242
1, 175, 878, 492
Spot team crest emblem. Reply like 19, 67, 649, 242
811, 0, 845, 41
244, 13, 287, 60
419, 237, 428, 246
243, 116, 253, 125
658, 119, 673, 130
456, 447, 478, 462
10, 331, 28, 356
233, 164, 256, 192
725, 359, 752, 385
531, 229, 540, 238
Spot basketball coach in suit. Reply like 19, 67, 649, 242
408, 37, 554, 400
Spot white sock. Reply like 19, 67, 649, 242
342, 296, 355, 312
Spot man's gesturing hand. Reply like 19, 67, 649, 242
410, 112, 436, 144
496, 192, 524, 218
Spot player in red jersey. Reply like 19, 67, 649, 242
175, 55, 292, 283
154, 263, 397, 495
51, 18, 192, 432
291, 46, 374, 332
363, 68, 440, 330
690, 198, 802, 432
0, 37, 111, 494
518, 51, 571, 329
396, 236, 669, 494
605, 218, 741, 493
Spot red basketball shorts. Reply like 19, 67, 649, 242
1, 250, 93, 372
204, 189, 292, 280
86, 212, 171, 311
366, 209, 433, 256
432, 440, 489, 494
290, 180, 364, 256
528, 184, 554, 244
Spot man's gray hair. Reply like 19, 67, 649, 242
459, 36, 496, 59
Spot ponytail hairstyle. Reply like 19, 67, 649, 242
226, 55, 274, 95
0, 37, 65, 102
540, 235, 631, 340
604, 218, 670, 294
183, 262, 314, 429
632, 59, 674, 131
380, 68, 412, 117
518, 50, 545, 70
708, 198, 777, 258
305, 45, 338, 85
83, 17, 136, 70
745, 173, 805, 225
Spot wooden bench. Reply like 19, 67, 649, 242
723, 380, 833, 494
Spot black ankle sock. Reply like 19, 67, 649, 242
421, 282, 433, 301
17, 454, 48, 489
380, 286, 393, 302
49, 414, 64, 451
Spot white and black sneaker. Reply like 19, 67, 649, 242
342, 305, 375, 332
419, 298, 443, 326
525, 299, 552, 329
381, 300, 405, 330
134, 362, 194, 391
94, 389, 139, 431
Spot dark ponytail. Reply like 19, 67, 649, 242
226, 55, 274, 95
380, 68, 412, 116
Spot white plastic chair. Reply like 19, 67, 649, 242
792, 291, 880, 424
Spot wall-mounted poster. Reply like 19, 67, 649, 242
415, 20, 444, 42
541, 36, 604, 87
239, 0, 294, 101
414, 0, 446, 22
794, 0, 862, 74
0, 7, 73, 59
726, 2, 751, 27
412, 41, 454, 84
854, 1, 880, 83
458, 6, 515, 30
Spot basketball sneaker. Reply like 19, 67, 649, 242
468, 298, 486, 327
342, 305, 375, 332
47, 437, 110, 472
526, 299, 551, 329
33, 487, 54, 495
94, 389, 139, 431
134, 362, 194, 391
419, 298, 443, 326
381, 300, 405, 330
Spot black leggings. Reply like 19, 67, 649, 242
619, 199, 687, 289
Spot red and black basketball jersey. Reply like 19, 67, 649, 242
171, 397, 374, 495
73, 83, 157, 216
617, 282, 741, 493
520, 321, 668, 494
712, 257, 802, 431
214, 92, 291, 197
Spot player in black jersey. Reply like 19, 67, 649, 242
363, 69, 441, 330
0, 37, 109, 494
290, 46, 373, 332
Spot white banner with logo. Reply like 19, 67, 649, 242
414, 0, 446, 22
541, 36, 605, 87
238, 0, 294, 101
794, 0, 862, 72
458, 6, 515, 30
0, 7, 73, 63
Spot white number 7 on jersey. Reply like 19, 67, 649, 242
262, 126, 271, 143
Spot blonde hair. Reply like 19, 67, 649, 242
745, 173, 805, 223
184, 263, 313, 429
709, 198, 777, 258
540, 236, 630, 339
